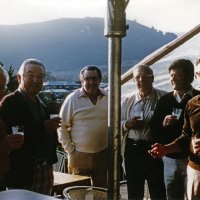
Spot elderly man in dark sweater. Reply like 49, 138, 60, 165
1, 59, 60, 195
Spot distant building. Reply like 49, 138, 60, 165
43, 81, 107, 91
43, 81, 81, 92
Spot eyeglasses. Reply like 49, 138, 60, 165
82, 76, 99, 81
133, 74, 153, 81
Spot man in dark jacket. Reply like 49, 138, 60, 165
1, 58, 60, 195
0, 65, 24, 191
150, 59, 200, 200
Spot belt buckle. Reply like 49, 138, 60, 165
132, 140, 138, 146
133, 142, 137, 146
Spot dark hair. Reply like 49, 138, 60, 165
168, 59, 194, 83
80, 65, 102, 81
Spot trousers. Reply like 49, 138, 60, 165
125, 138, 166, 200
68, 148, 108, 188
163, 156, 187, 200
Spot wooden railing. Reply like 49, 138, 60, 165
121, 24, 200, 85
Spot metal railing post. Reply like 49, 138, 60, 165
104, 0, 129, 199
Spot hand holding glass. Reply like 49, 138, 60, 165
172, 108, 182, 119
134, 111, 143, 120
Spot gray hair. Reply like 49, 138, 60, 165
18, 58, 45, 76
133, 64, 153, 76
0, 65, 9, 84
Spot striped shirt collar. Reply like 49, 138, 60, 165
134, 88, 156, 103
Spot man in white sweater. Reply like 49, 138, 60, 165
58, 65, 108, 187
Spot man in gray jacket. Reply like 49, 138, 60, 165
121, 64, 166, 200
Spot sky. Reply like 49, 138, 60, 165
0, 0, 199, 33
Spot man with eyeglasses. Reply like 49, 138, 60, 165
0, 59, 60, 194
149, 58, 200, 199
121, 64, 167, 200
58, 65, 108, 187
150, 59, 200, 200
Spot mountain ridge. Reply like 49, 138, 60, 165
0, 17, 177, 80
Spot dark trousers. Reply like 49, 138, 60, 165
125, 138, 166, 200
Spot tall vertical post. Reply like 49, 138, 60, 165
104, 0, 129, 199
107, 36, 122, 200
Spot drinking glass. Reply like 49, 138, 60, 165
12, 125, 24, 135
172, 108, 182, 119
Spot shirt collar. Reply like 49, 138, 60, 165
134, 88, 155, 103
18, 87, 41, 104
173, 87, 193, 103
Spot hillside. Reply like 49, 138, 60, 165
122, 33, 200, 95
0, 17, 176, 80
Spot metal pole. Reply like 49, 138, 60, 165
104, 0, 129, 199
107, 36, 122, 200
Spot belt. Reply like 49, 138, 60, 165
188, 160, 200, 171
127, 138, 152, 148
